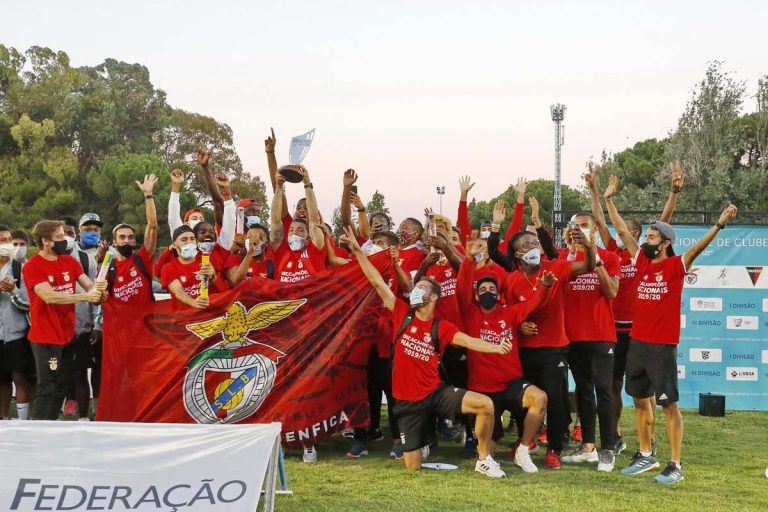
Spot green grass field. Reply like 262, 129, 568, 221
276, 409, 768, 512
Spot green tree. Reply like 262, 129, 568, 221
366, 190, 390, 217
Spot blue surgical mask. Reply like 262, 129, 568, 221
80, 231, 100, 247
409, 287, 426, 307
246, 216, 261, 228
180, 243, 198, 259
288, 234, 306, 252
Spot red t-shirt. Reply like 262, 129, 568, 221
563, 248, 620, 342
504, 260, 573, 348
426, 262, 462, 328
153, 246, 174, 278
160, 253, 226, 300
273, 239, 326, 283
606, 238, 640, 330
464, 304, 528, 393
390, 299, 460, 401
109, 247, 154, 304
22, 254, 85, 345
630, 253, 687, 345
397, 245, 425, 278
223, 249, 276, 280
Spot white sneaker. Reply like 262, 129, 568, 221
514, 444, 538, 473
475, 454, 506, 478
302, 445, 318, 463
421, 445, 430, 460
561, 447, 599, 463
597, 449, 615, 472
341, 428, 355, 438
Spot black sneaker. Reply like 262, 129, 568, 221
437, 420, 459, 440
614, 436, 627, 455
346, 440, 369, 459
654, 462, 684, 484
367, 428, 384, 442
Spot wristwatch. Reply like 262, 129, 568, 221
595, 260, 604, 268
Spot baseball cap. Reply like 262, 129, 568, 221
649, 220, 675, 244
79, 212, 103, 228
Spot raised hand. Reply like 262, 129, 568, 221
528, 196, 541, 224
584, 162, 597, 189
135, 174, 159, 196
265, 127, 276, 153
467, 239, 484, 259
343, 168, 358, 187
718, 204, 738, 226
427, 234, 451, 252
196, 142, 212, 167
670, 161, 685, 192
340, 225, 362, 253
514, 177, 528, 202
170, 168, 184, 186
350, 191, 365, 209
492, 199, 506, 225
536, 270, 558, 288
603, 175, 619, 200
570, 227, 592, 248
215, 173, 231, 191
459, 175, 475, 201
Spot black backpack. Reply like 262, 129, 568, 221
390, 310, 447, 381
9, 259, 22, 288
106, 253, 155, 301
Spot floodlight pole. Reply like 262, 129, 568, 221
550, 103, 566, 246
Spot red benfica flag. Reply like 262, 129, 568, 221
98, 253, 392, 447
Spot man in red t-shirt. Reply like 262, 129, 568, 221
269, 170, 327, 285
22, 220, 106, 420
588, 161, 683, 452
342, 227, 510, 478
107, 175, 159, 305
607, 174, 737, 484
161, 226, 219, 308
558, 212, 621, 472
457, 240, 554, 473
224, 221, 276, 285
487, 199, 595, 469
396, 218, 426, 281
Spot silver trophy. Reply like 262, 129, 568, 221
279, 128, 315, 183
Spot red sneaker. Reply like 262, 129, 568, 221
528, 438, 539, 454
537, 428, 548, 444
572, 425, 583, 443
545, 449, 561, 469
63, 400, 77, 417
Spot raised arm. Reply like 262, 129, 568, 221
340, 169, 357, 235
168, 169, 184, 233
413, 251, 439, 285
684, 204, 737, 269
390, 247, 413, 294
585, 163, 612, 246
136, 174, 159, 257
488, 199, 516, 271
529, 196, 558, 259
509, 178, 527, 234
457, 175, 475, 247
428, 233, 463, 272
341, 226, 396, 311
215, 173, 235, 251
302, 167, 325, 249
568, 228, 596, 276
351, 192, 370, 239
265, 128, 279, 193
196, 143, 225, 226
458, 241, 481, 312
270, 174, 286, 249
604, 175, 639, 258
660, 161, 684, 223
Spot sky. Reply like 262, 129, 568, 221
4, 0, 768, 223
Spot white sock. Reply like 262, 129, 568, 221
516, 443, 529, 454
640, 450, 652, 457
16, 403, 29, 420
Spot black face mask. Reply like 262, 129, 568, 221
116, 244, 135, 258
52, 240, 69, 255
478, 292, 498, 309
641, 242, 662, 259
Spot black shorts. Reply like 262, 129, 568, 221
487, 378, 532, 441
613, 330, 631, 380
393, 383, 467, 452
625, 339, 678, 406
3, 338, 36, 376
70, 333, 95, 371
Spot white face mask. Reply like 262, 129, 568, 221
188, 219, 202, 230
479, 230, 491, 240
198, 241, 214, 254
180, 242, 198, 259
474, 252, 485, 263
0, 243, 16, 258
365, 244, 384, 256
581, 228, 592, 241
287, 234, 306, 252
245, 239, 264, 256
65, 235, 76, 252
520, 248, 541, 266
13, 246, 27, 261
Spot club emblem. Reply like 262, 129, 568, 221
48, 357, 58, 371
130, 268, 138, 278
183, 299, 306, 424
62, 271, 70, 282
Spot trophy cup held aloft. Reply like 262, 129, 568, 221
279, 128, 315, 183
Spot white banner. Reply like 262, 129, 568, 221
0, 421, 281, 512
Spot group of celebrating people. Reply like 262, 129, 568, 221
0, 129, 738, 485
